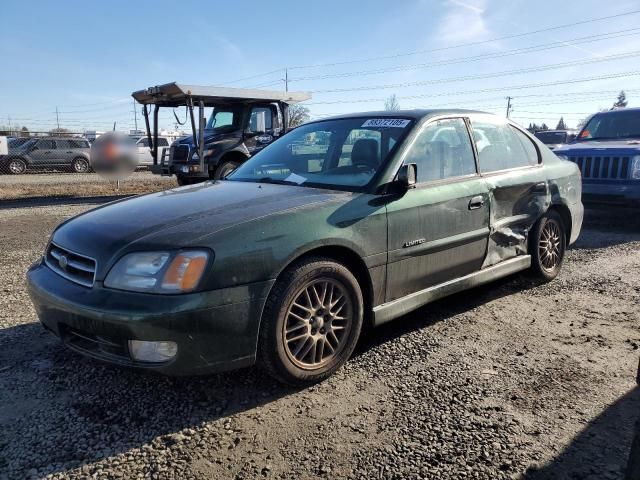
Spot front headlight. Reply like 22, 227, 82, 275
631, 155, 640, 180
104, 250, 210, 293
556, 154, 569, 161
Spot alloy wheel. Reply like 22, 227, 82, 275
9, 160, 26, 174
282, 278, 353, 369
539, 219, 562, 271
74, 159, 89, 173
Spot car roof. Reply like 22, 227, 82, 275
593, 107, 640, 115
307, 109, 494, 123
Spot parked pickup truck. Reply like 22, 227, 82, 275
555, 108, 640, 205
534, 129, 576, 151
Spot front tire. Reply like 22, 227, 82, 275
258, 257, 364, 385
8, 158, 27, 175
529, 210, 566, 281
213, 160, 240, 180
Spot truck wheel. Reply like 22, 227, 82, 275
258, 257, 364, 385
213, 160, 240, 180
529, 210, 566, 282
72, 157, 90, 173
8, 158, 27, 175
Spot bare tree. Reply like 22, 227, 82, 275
384, 94, 400, 111
48, 127, 72, 137
288, 104, 310, 128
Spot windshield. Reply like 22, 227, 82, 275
227, 117, 414, 191
206, 106, 241, 131
578, 110, 640, 141
535, 131, 567, 144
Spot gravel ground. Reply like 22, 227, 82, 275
0, 201, 638, 480
0, 171, 176, 200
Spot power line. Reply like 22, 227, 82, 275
306, 71, 640, 105
310, 50, 640, 94
287, 9, 640, 70
288, 28, 640, 82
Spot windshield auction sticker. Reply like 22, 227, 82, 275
361, 119, 411, 128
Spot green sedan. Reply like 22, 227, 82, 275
27, 110, 583, 385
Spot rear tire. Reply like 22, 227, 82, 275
72, 157, 90, 173
8, 158, 27, 175
529, 210, 566, 282
258, 257, 364, 385
213, 160, 240, 180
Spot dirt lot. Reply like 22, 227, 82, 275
0, 171, 176, 200
0, 200, 638, 480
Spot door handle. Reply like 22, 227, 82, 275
468, 196, 485, 210
532, 182, 547, 193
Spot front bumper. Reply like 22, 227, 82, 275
27, 260, 274, 375
582, 180, 640, 205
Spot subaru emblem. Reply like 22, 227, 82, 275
59, 255, 69, 270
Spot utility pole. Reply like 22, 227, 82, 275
284, 68, 288, 92
55, 106, 60, 130
133, 99, 138, 131
7, 115, 11, 136
505, 96, 513, 118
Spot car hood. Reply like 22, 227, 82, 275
174, 130, 229, 146
52, 181, 351, 273
556, 140, 640, 156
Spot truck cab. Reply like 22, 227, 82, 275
555, 108, 640, 205
132, 83, 311, 185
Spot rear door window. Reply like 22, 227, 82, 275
36, 140, 55, 150
510, 127, 540, 166
471, 119, 531, 172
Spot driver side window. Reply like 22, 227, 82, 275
404, 118, 476, 183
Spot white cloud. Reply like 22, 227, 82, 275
432, 0, 490, 45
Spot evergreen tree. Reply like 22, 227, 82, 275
556, 117, 567, 130
612, 90, 628, 109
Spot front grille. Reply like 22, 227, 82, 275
172, 144, 189, 162
45, 243, 96, 288
569, 155, 630, 180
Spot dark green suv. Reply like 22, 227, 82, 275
27, 110, 583, 384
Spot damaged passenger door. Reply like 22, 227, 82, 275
385, 117, 490, 302
469, 116, 548, 267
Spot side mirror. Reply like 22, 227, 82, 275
397, 163, 417, 188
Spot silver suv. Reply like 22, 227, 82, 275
1, 137, 91, 174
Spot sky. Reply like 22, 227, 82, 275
1, 0, 640, 133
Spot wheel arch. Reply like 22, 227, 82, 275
547, 203, 572, 245
263, 244, 375, 331
209, 150, 249, 175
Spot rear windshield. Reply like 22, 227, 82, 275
578, 110, 640, 141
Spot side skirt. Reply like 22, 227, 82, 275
372, 255, 531, 326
